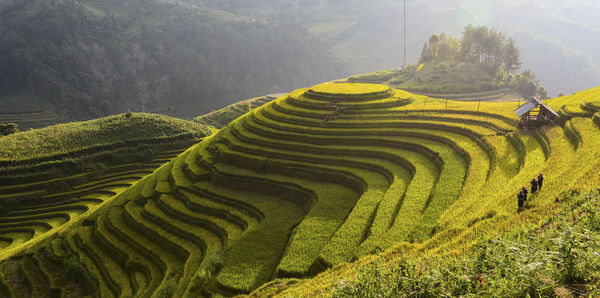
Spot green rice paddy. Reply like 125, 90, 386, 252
1, 83, 600, 297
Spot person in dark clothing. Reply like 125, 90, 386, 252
517, 191, 525, 209
537, 173, 544, 190
530, 178, 538, 194
521, 186, 528, 198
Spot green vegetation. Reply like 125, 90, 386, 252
332, 191, 600, 297
351, 61, 547, 98
0, 124, 18, 137
0, 112, 212, 261
394, 61, 506, 94
309, 83, 390, 95
0, 112, 210, 177
0, 0, 339, 120
1, 83, 600, 297
194, 95, 274, 129
350, 26, 547, 98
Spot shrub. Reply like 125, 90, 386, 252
155, 278, 177, 298
204, 252, 226, 275
0, 123, 18, 136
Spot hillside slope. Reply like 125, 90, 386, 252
0, 113, 210, 178
1, 84, 599, 297
0, 113, 212, 262
193, 94, 278, 129
0, 0, 339, 120
349, 61, 547, 100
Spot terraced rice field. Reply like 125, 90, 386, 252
194, 94, 278, 129
0, 144, 192, 259
1, 83, 600, 297
410, 88, 521, 102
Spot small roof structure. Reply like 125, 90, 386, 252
537, 101, 560, 118
515, 97, 559, 118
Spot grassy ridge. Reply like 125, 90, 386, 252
350, 62, 506, 94
193, 95, 275, 129
0, 113, 210, 163
348, 61, 547, 99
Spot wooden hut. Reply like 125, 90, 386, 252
515, 97, 559, 129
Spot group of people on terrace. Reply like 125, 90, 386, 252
517, 173, 544, 210
322, 100, 345, 125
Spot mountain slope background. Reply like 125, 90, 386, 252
2, 0, 598, 121
202, 0, 600, 97
0, 0, 341, 120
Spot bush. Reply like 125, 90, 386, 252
155, 278, 177, 298
204, 252, 226, 275
185, 253, 227, 296
0, 123, 18, 136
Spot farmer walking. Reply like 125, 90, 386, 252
517, 190, 525, 209
530, 178, 538, 194
521, 186, 528, 199
537, 173, 544, 190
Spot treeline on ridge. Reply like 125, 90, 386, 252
417, 25, 546, 98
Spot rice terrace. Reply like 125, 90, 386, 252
0, 80, 599, 297
2, 0, 600, 297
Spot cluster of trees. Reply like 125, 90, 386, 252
0, 123, 18, 136
0, 0, 340, 120
418, 25, 547, 97
419, 33, 461, 63
420, 25, 521, 74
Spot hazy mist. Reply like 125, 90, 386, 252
216, 0, 599, 96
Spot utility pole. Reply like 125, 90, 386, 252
403, 0, 406, 68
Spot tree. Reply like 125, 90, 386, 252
485, 29, 505, 67
472, 26, 489, 61
419, 42, 432, 63
517, 74, 538, 97
438, 43, 451, 60
504, 38, 522, 73
428, 34, 440, 58
0, 123, 19, 136
460, 25, 484, 61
